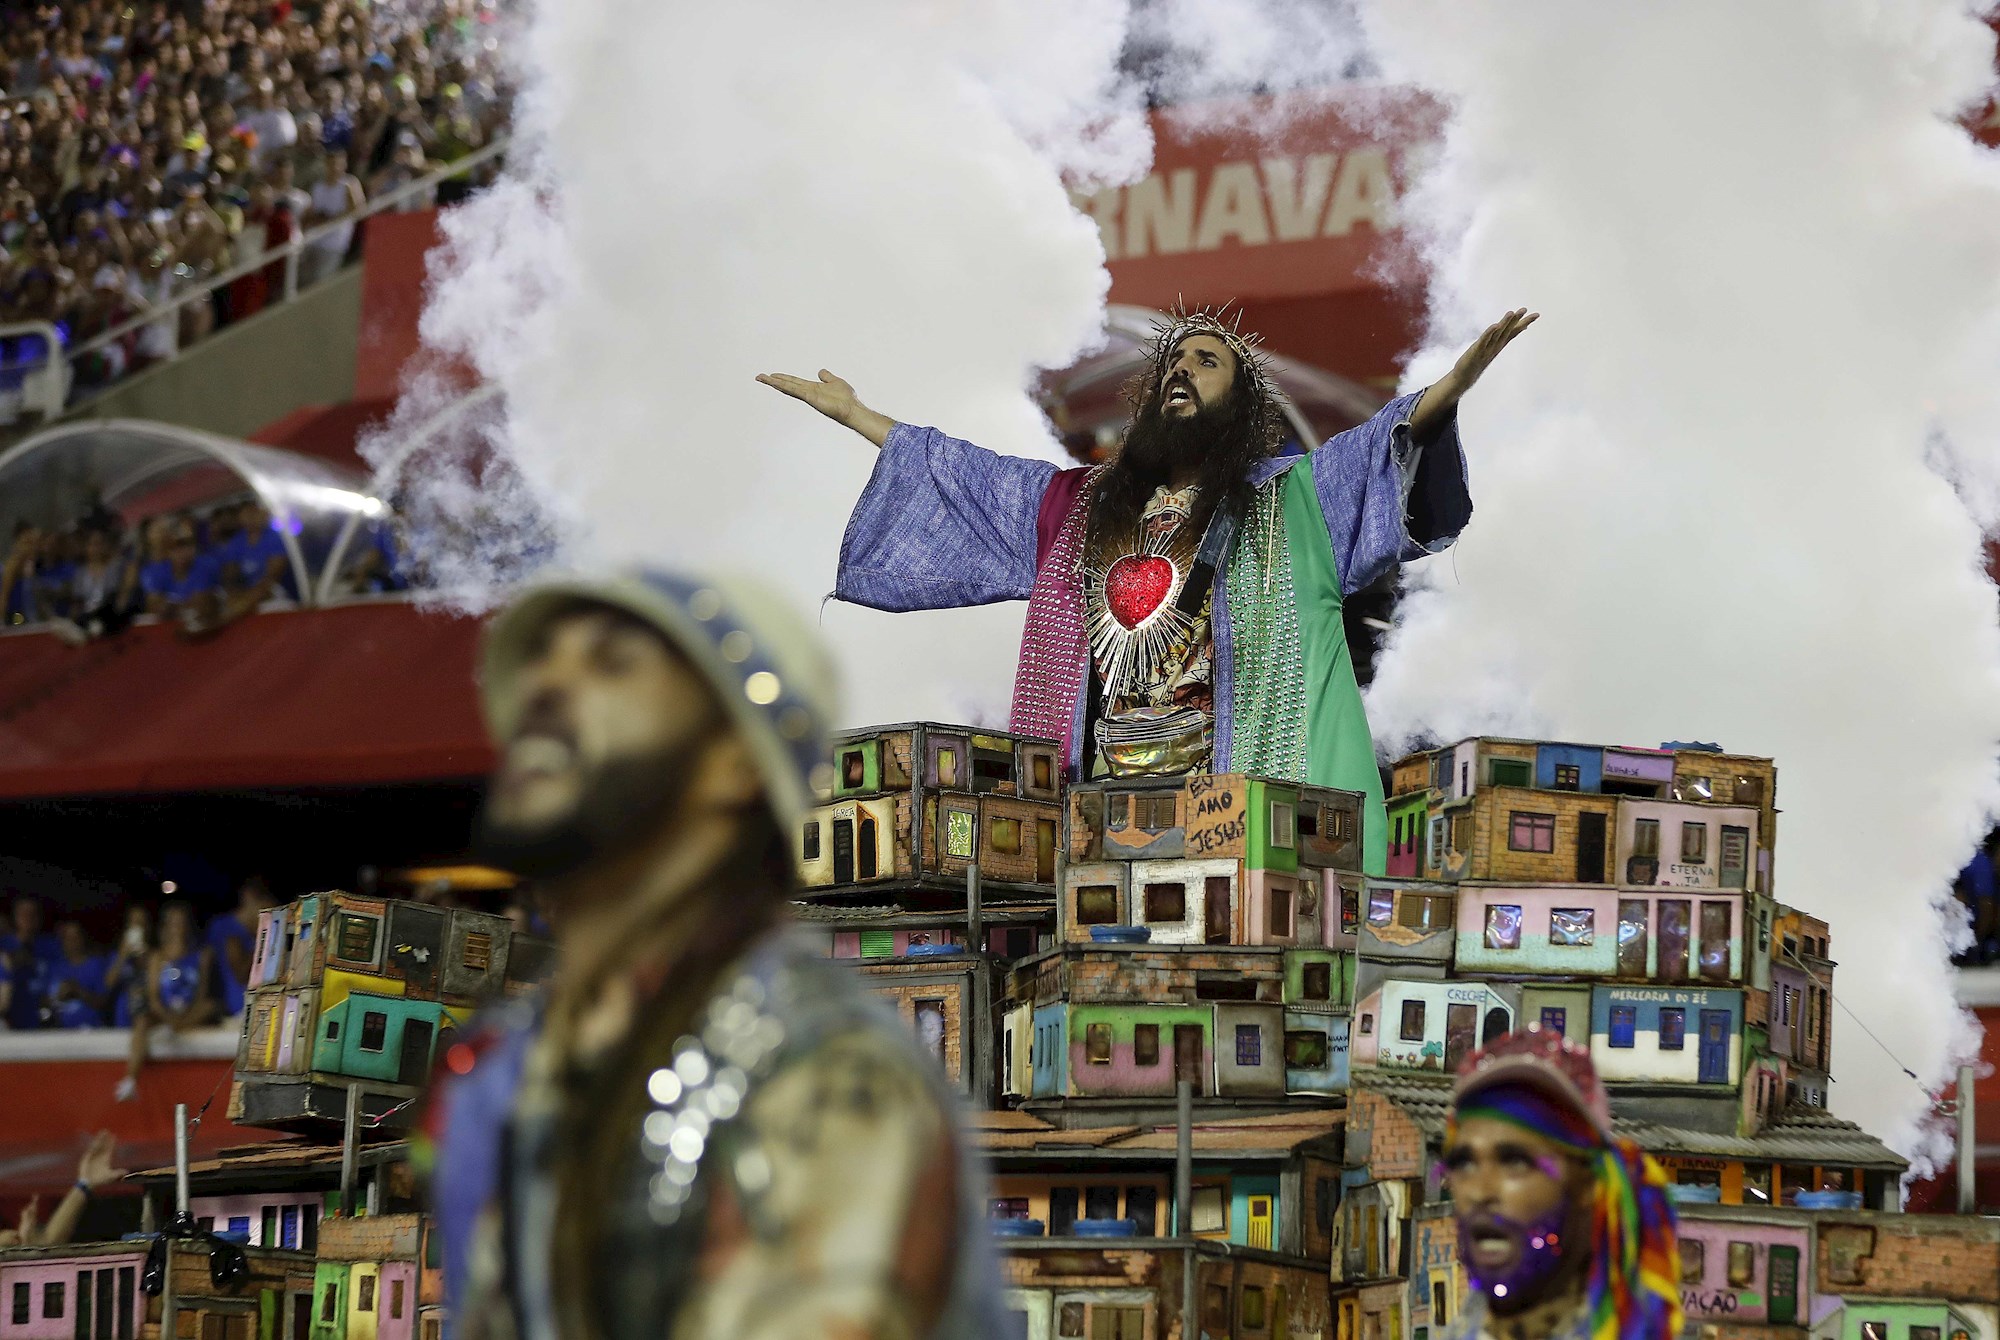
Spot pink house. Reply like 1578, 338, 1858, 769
0, 1249, 148, 1340
1674, 1211, 1809, 1327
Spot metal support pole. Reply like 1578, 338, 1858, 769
283, 249, 301, 303
1177, 1079, 1197, 1339
966, 860, 983, 952
1959, 1063, 1977, 1214
340, 1084, 362, 1216
173, 1104, 190, 1216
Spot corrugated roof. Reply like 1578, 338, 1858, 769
1352, 1072, 1906, 1171
977, 1109, 1341, 1159
130, 1139, 409, 1183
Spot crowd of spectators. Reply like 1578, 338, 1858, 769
0, 494, 372, 637
0, 0, 509, 398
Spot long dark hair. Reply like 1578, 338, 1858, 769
1091, 351, 1286, 542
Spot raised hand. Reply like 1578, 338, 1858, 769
78, 1131, 125, 1190
1411, 307, 1539, 440
755, 369, 895, 448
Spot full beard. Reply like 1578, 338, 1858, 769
1096, 403, 1224, 536
474, 747, 691, 881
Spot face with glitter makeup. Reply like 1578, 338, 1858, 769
1442, 1115, 1597, 1314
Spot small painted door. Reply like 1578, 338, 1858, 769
347, 1265, 379, 1340
1698, 1009, 1731, 1083
1246, 1195, 1274, 1249
1338, 1297, 1359, 1340
1444, 1004, 1477, 1072
1204, 877, 1231, 944
832, 819, 854, 884
1481, 1007, 1510, 1046
290, 1293, 313, 1340
1576, 812, 1607, 882
1174, 1024, 1205, 1095
397, 1018, 435, 1086
1036, 820, 1057, 882
857, 812, 879, 879
1766, 1246, 1799, 1325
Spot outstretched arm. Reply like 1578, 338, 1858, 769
755, 370, 897, 448
1408, 308, 1538, 443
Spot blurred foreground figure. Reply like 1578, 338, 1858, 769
429, 570, 1002, 1340
1440, 1030, 1682, 1340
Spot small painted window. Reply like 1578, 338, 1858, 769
359, 1010, 388, 1053
1726, 1241, 1755, 1288
1241, 1286, 1267, 1331
1059, 1302, 1086, 1337
1108, 793, 1131, 829
1633, 818, 1661, 858
1235, 1023, 1262, 1066
1076, 885, 1118, 925
1554, 763, 1581, 790
839, 749, 867, 789
1359, 1013, 1374, 1035
945, 808, 976, 859
1144, 882, 1186, 923
1509, 812, 1556, 853
988, 818, 1021, 855
1909, 1329, 1940, 1340
1679, 1239, 1705, 1285
1860, 1324, 1889, 1340
42, 1283, 62, 1320
1085, 1022, 1113, 1065
321, 1287, 337, 1322
334, 912, 380, 963
802, 822, 821, 860
1134, 1024, 1161, 1066
1484, 904, 1523, 951
1659, 1008, 1686, 1050
1302, 962, 1332, 1001
1268, 883, 1293, 936
1549, 908, 1595, 947
1539, 1007, 1567, 1034
1451, 811, 1473, 853
390, 1280, 406, 1321
1699, 901, 1733, 981
936, 748, 960, 788
1367, 886, 1395, 926
1399, 999, 1426, 1042
1681, 822, 1708, 864
461, 931, 492, 972
1617, 900, 1650, 976
1285, 1029, 1329, 1068
358, 1276, 376, 1312
990, 1197, 1031, 1220
1191, 1186, 1227, 1234
1609, 1006, 1637, 1048
1720, 826, 1750, 887
1399, 893, 1454, 932
1270, 801, 1297, 849
1329, 805, 1356, 840
1031, 754, 1054, 791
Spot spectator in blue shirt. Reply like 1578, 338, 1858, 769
0, 898, 61, 1030
208, 877, 278, 1017
141, 515, 221, 626
119, 902, 218, 1102
215, 501, 293, 604
105, 906, 154, 1028
41, 921, 110, 1029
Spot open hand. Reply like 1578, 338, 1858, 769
756, 369, 862, 425
78, 1131, 125, 1190
754, 368, 895, 447
1412, 307, 1538, 439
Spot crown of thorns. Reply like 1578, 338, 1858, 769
1145, 303, 1278, 404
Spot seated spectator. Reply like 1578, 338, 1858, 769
140, 514, 220, 627
208, 876, 278, 1017
65, 522, 139, 638
214, 500, 291, 603
105, 904, 153, 1028
3, 522, 46, 625
41, 921, 111, 1029
0, 897, 60, 1030
117, 901, 217, 1102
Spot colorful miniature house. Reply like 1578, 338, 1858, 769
232, 893, 551, 1130
798, 723, 1065, 891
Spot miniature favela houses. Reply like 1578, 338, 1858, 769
15, 731, 1993, 1340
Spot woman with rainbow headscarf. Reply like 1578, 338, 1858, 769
1439, 1028, 1684, 1340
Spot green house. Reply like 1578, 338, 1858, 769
1283, 948, 1352, 1009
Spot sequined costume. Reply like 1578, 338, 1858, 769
835, 390, 1470, 874
429, 927, 1004, 1340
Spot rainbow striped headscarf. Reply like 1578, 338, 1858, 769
1448, 1083, 1683, 1340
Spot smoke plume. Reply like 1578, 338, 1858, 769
1362, 0, 2000, 1158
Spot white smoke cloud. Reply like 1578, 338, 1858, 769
1361, 0, 2000, 1158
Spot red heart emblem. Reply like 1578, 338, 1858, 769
1105, 554, 1175, 630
